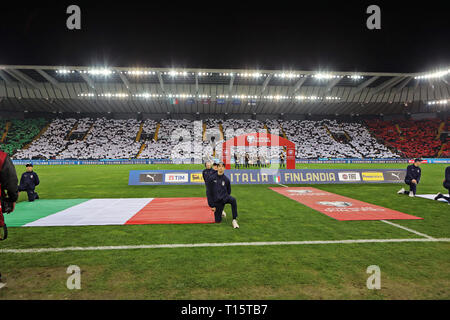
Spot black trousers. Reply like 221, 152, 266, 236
404, 179, 417, 195
214, 196, 238, 223
19, 187, 38, 201
441, 182, 450, 202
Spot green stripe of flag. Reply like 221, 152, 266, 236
4, 199, 89, 227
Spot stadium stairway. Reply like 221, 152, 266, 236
323, 125, 338, 142
65, 121, 79, 140
154, 122, 160, 141
218, 123, 224, 140
279, 124, 287, 139
136, 121, 144, 142
436, 121, 445, 139
202, 122, 207, 141
136, 143, 146, 158
83, 123, 95, 141
1, 121, 11, 143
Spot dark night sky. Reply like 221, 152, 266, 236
1, 0, 449, 72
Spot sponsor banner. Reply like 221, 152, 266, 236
383, 170, 406, 182
361, 172, 384, 181
139, 173, 163, 184
190, 173, 205, 183
270, 187, 423, 221
338, 172, 361, 182
12, 159, 449, 166
164, 173, 189, 183
129, 169, 406, 185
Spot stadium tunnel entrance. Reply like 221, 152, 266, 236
222, 132, 296, 169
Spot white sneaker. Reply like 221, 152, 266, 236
397, 188, 405, 194
232, 219, 239, 229
222, 211, 226, 218
409, 191, 414, 197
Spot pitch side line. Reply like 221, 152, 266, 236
380, 220, 435, 239
1, 238, 450, 254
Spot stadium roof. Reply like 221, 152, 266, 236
0, 65, 449, 116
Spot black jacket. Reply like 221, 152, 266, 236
445, 166, 450, 184
205, 170, 231, 203
0, 154, 19, 202
19, 171, 40, 190
405, 164, 421, 183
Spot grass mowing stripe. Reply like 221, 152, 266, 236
2, 238, 450, 253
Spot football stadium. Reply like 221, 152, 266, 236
0, 64, 449, 300
0, 2, 449, 308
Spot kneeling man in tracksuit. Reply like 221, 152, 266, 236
434, 166, 450, 204
205, 162, 239, 228
397, 158, 422, 197
18, 163, 40, 201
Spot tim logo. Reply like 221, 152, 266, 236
317, 201, 353, 207
165, 173, 188, 183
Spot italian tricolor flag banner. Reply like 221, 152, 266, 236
5, 198, 215, 227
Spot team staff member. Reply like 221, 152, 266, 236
397, 158, 422, 197
0, 150, 19, 241
205, 162, 239, 229
244, 153, 249, 168
18, 163, 40, 202
234, 153, 239, 169
434, 166, 450, 204
279, 152, 285, 169
202, 161, 216, 209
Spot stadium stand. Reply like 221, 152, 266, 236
366, 119, 443, 158
13, 118, 77, 160
10, 116, 450, 160
282, 119, 399, 159
1, 118, 47, 155
57, 118, 142, 159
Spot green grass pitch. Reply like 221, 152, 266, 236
0, 163, 449, 299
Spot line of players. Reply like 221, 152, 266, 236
397, 158, 450, 204
204, 152, 286, 169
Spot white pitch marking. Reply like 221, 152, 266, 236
0, 283, 6, 289
1, 238, 449, 254
277, 183, 289, 188
380, 220, 435, 239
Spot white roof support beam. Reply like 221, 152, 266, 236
195, 73, 199, 95
5, 69, 40, 90
157, 71, 165, 93
79, 73, 96, 90
392, 76, 413, 93
228, 74, 235, 95
35, 69, 64, 90
352, 76, 380, 95
260, 74, 273, 94
0, 70, 16, 87
325, 77, 341, 92
372, 76, 405, 95
117, 71, 132, 93
291, 77, 307, 94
